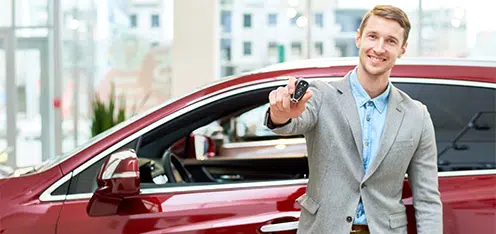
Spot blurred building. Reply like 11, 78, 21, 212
333, 9, 367, 57
0, 0, 175, 169
219, 0, 340, 77
127, 0, 171, 47
406, 7, 469, 57
0, 0, 488, 171
95, 0, 173, 114
218, 4, 470, 77
472, 31, 496, 59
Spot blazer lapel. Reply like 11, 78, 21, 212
363, 85, 405, 182
333, 73, 363, 160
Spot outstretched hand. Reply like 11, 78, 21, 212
268, 76, 312, 125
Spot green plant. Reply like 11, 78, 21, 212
91, 84, 126, 137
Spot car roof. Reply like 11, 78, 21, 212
212, 57, 496, 90
186, 57, 496, 101
251, 57, 496, 74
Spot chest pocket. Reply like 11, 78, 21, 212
389, 139, 414, 152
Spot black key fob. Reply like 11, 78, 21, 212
290, 78, 309, 103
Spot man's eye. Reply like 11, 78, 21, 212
368, 35, 376, 39
388, 39, 396, 44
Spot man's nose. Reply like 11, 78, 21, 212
373, 39, 386, 54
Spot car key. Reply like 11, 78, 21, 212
290, 78, 309, 103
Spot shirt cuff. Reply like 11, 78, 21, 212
264, 108, 292, 129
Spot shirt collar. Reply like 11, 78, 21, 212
349, 66, 391, 113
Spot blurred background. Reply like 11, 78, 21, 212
0, 0, 494, 171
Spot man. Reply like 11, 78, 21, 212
264, 5, 442, 234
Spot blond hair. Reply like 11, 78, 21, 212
359, 5, 411, 46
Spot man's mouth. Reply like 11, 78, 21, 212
368, 55, 386, 63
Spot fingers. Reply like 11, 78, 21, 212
295, 90, 312, 110
269, 90, 277, 107
300, 90, 313, 103
287, 76, 296, 94
268, 76, 302, 114
273, 88, 283, 111
276, 87, 290, 111
269, 86, 291, 112
282, 89, 291, 111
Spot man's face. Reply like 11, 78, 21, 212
356, 15, 407, 77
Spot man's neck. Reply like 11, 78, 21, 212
356, 66, 390, 99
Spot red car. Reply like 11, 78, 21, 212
0, 58, 495, 234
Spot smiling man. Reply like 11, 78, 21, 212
264, 5, 443, 234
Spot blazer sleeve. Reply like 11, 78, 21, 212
407, 104, 443, 234
264, 82, 323, 136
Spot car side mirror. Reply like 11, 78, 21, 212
86, 149, 140, 217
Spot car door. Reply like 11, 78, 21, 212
394, 78, 496, 234
52, 80, 309, 234
56, 178, 306, 233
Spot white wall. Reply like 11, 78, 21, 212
171, 0, 219, 97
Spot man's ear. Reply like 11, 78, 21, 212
399, 41, 408, 58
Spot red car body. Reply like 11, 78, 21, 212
0, 58, 495, 234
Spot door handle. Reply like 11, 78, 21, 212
260, 221, 299, 232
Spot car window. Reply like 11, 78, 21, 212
394, 82, 495, 171
195, 81, 495, 170
235, 103, 276, 138
61, 85, 309, 195
192, 103, 277, 142
193, 103, 304, 159
61, 80, 495, 196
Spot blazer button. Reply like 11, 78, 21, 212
346, 216, 353, 223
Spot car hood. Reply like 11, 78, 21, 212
0, 164, 14, 178
0, 165, 63, 202
0, 165, 35, 179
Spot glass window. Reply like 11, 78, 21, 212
14, 0, 47, 27
129, 14, 137, 28
220, 0, 234, 5
234, 103, 274, 139
63, 86, 308, 194
192, 102, 305, 161
355, 17, 362, 31
314, 13, 323, 27
394, 82, 496, 171
221, 66, 235, 77
243, 14, 252, 28
291, 42, 302, 56
334, 10, 367, 32
0, 0, 12, 27
243, 41, 252, 56
315, 41, 323, 55
220, 10, 232, 33
151, 14, 160, 28
268, 42, 278, 57
268, 13, 277, 25
220, 38, 231, 61
290, 13, 303, 25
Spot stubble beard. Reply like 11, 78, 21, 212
359, 55, 392, 79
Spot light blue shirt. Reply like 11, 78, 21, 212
349, 67, 391, 224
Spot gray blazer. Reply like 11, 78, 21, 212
269, 74, 443, 234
